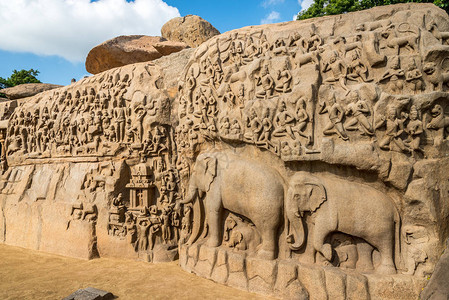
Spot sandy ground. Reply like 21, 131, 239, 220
0, 244, 273, 300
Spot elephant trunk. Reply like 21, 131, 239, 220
180, 182, 198, 205
286, 190, 306, 251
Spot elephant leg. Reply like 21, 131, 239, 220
313, 225, 332, 262
355, 238, 374, 271
205, 201, 222, 247
374, 234, 397, 275
257, 225, 277, 260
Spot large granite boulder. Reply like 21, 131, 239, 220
85, 35, 189, 74
161, 15, 220, 48
0, 83, 62, 100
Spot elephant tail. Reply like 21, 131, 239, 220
394, 208, 402, 272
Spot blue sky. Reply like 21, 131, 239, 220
0, 0, 309, 86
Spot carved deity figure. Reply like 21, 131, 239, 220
275, 60, 293, 93
256, 64, 275, 99
323, 52, 350, 94
405, 60, 424, 93
273, 101, 296, 139
244, 108, 262, 143
375, 106, 410, 152
319, 94, 349, 140
346, 51, 373, 83
114, 99, 126, 142
379, 56, 404, 94
292, 98, 311, 143
344, 91, 374, 135
405, 105, 423, 154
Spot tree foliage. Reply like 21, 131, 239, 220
296, 0, 449, 20
0, 69, 41, 90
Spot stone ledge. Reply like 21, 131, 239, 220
179, 244, 426, 300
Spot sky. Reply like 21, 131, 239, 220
0, 0, 313, 86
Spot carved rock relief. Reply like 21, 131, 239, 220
0, 3, 448, 300
174, 3, 449, 299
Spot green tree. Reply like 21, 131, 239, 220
0, 69, 41, 89
297, 0, 448, 20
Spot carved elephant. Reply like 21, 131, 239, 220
178, 152, 284, 259
286, 172, 400, 274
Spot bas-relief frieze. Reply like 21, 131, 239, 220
0, 4, 448, 299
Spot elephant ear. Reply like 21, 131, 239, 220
203, 156, 217, 192
306, 183, 327, 212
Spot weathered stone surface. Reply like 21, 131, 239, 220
85, 35, 189, 74
421, 240, 449, 300
1, 3, 449, 300
0, 83, 62, 100
161, 15, 220, 48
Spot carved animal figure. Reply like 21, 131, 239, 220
427, 104, 449, 130
177, 152, 284, 260
381, 24, 419, 55
286, 172, 400, 274
356, 19, 391, 32
423, 62, 449, 91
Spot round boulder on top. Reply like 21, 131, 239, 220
161, 15, 220, 48
0, 83, 63, 100
85, 35, 189, 74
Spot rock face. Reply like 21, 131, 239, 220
85, 35, 189, 74
1, 3, 449, 300
421, 239, 449, 299
161, 15, 220, 48
0, 83, 62, 100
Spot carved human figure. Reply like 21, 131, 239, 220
222, 84, 236, 107
244, 108, 262, 143
237, 83, 245, 108
319, 94, 349, 140
220, 117, 231, 135
186, 67, 196, 103
259, 108, 273, 143
136, 219, 150, 251
230, 119, 241, 135
275, 59, 293, 93
161, 207, 172, 243
405, 60, 424, 93
344, 91, 374, 135
292, 98, 311, 143
323, 52, 350, 94
346, 51, 373, 83
273, 101, 296, 139
405, 105, 423, 154
379, 56, 404, 94
375, 106, 410, 152
256, 64, 275, 99
114, 99, 126, 142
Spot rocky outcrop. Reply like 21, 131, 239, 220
0, 83, 62, 100
421, 239, 449, 300
161, 15, 220, 48
85, 35, 189, 74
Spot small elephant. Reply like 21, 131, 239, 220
286, 172, 400, 274
178, 152, 284, 260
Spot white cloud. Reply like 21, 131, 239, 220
0, 0, 180, 62
261, 11, 281, 24
298, 0, 314, 11
261, 0, 284, 8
